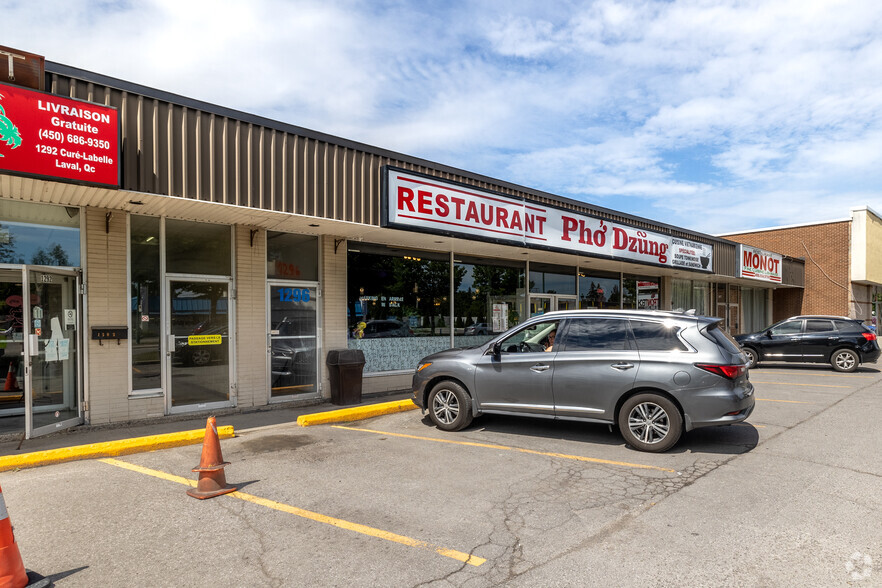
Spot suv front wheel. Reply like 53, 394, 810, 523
427, 380, 474, 432
618, 393, 683, 452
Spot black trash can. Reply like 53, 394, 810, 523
326, 349, 366, 405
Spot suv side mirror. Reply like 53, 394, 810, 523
492, 341, 502, 358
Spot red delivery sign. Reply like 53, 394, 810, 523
0, 82, 119, 187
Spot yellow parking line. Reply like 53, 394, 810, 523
751, 381, 850, 388
99, 458, 484, 567
756, 398, 813, 404
332, 426, 675, 473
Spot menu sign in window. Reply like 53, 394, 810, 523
0, 82, 119, 187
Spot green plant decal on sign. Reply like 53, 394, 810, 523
0, 94, 23, 156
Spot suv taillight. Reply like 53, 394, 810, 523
695, 363, 746, 380
863, 332, 877, 341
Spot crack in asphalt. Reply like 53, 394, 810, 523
218, 496, 285, 587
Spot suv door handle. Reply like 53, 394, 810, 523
530, 364, 550, 373
611, 362, 634, 370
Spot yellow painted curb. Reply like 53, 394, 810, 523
297, 399, 418, 427
0, 426, 235, 472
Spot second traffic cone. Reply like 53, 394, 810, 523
3, 364, 17, 393
186, 416, 236, 500
0, 484, 28, 588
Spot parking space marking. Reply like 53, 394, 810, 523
755, 398, 814, 404
332, 426, 676, 473
750, 381, 851, 388
99, 458, 485, 567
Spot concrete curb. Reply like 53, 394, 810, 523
0, 426, 235, 472
297, 399, 418, 426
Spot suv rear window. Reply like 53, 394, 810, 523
630, 320, 688, 351
702, 321, 742, 354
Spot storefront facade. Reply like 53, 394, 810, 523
0, 50, 804, 437
723, 207, 882, 325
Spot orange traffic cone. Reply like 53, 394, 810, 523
3, 364, 17, 393
0, 484, 28, 588
186, 416, 236, 500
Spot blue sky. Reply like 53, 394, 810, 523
5, 0, 882, 234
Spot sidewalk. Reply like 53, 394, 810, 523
0, 390, 413, 458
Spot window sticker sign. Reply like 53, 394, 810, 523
0, 81, 119, 187
383, 167, 714, 272
187, 334, 222, 346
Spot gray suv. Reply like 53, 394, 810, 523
412, 310, 754, 452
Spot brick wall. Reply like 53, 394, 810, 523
726, 221, 850, 318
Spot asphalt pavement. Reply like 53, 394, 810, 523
0, 389, 412, 458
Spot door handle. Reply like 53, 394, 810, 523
611, 362, 634, 370
530, 364, 550, 373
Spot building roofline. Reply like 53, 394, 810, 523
46, 60, 732, 246
717, 217, 852, 237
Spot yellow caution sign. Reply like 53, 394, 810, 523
187, 334, 222, 346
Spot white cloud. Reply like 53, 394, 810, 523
3, 0, 882, 233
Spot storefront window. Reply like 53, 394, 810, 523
692, 282, 709, 316
267, 232, 318, 281
130, 216, 161, 391
742, 287, 768, 333
529, 263, 576, 294
166, 219, 231, 275
578, 270, 621, 309
623, 275, 660, 310
672, 279, 710, 315
347, 244, 450, 373
0, 201, 80, 267
453, 256, 525, 347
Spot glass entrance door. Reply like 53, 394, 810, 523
167, 277, 233, 412
0, 269, 26, 436
268, 282, 319, 400
556, 296, 577, 311
530, 294, 577, 317
1, 268, 84, 438
25, 268, 82, 437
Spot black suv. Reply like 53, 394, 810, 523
734, 316, 880, 372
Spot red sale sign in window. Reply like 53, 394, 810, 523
0, 82, 119, 187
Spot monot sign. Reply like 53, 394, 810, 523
382, 167, 714, 272
0, 82, 119, 187
738, 244, 782, 283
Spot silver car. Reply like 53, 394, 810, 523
412, 310, 754, 452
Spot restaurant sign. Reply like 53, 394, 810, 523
738, 244, 782, 283
0, 82, 119, 187
383, 167, 714, 272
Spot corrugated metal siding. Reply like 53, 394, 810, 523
47, 69, 727, 264
713, 241, 737, 277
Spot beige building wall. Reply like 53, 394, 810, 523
850, 207, 882, 286
320, 235, 348, 399
235, 225, 268, 408
85, 208, 163, 424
